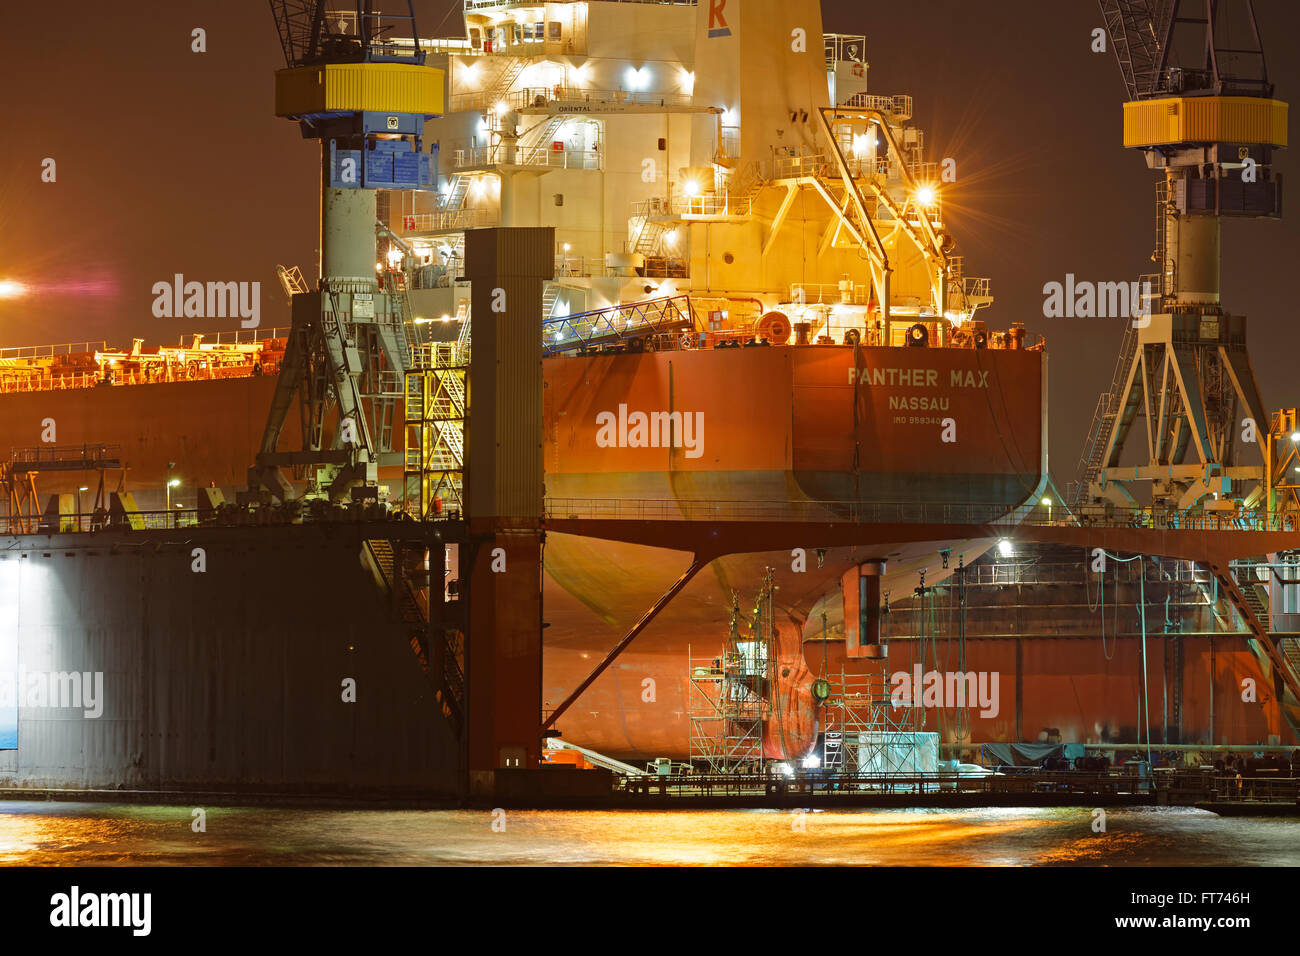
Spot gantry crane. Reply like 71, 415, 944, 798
1077, 1, 1287, 514
250, 2, 440, 503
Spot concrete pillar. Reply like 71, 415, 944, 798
462, 227, 554, 779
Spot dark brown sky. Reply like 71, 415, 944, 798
0, 0, 1296, 483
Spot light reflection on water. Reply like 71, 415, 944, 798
0, 803, 1295, 866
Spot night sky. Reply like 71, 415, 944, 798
0, 0, 1296, 482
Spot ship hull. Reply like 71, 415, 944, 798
2, 341, 1057, 761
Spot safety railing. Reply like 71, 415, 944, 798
0, 359, 281, 394
840, 92, 913, 119
632, 190, 752, 218
554, 255, 601, 278
790, 280, 871, 304
453, 144, 602, 170
201, 327, 290, 345
616, 769, 1170, 798
543, 294, 696, 355
505, 86, 695, 111
957, 558, 1213, 588
824, 32, 868, 67
1, 501, 427, 536
402, 209, 499, 233
544, 496, 1300, 531
9, 443, 122, 469
774, 152, 831, 180
0, 341, 108, 360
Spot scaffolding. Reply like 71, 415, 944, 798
688, 583, 772, 774
403, 342, 467, 518
1, 443, 121, 534
818, 665, 929, 776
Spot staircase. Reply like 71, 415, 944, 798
435, 365, 466, 467
725, 161, 767, 215
1241, 579, 1272, 632
1073, 323, 1138, 508
517, 115, 569, 159
1207, 566, 1300, 742
454, 301, 471, 354
440, 175, 470, 212
542, 284, 560, 319
363, 538, 465, 733
488, 57, 526, 103
631, 219, 667, 256
1285, 637, 1300, 674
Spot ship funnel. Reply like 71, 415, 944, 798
689, 0, 831, 171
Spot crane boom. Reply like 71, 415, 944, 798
1098, 0, 1175, 99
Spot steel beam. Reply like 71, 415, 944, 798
542, 554, 712, 731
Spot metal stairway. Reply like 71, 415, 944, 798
1204, 566, 1300, 741
631, 219, 667, 256
1073, 323, 1139, 508
489, 57, 526, 102
363, 538, 464, 733
724, 161, 766, 214
440, 175, 470, 212
545, 738, 647, 776
542, 284, 560, 319
1241, 579, 1272, 631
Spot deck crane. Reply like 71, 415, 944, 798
1076, 1, 1286, 515
250, 2, 441, 504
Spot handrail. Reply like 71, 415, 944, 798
0, 341, 107, 360
544, 496, 1300, 531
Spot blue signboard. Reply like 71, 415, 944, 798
0, 626, 14, 748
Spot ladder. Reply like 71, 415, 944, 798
1241, 579, 1272, 631
631, 219, 666, 256
440, 175, 471, 211
1073, 323, 1138, 507
519, 114, 568, 154
489, 57, 526, 102
542, 284, 560, 319
363, 538, 465, 732
276, 264, 309, 302
454, 301, 471, 355
726, 161, 767, 214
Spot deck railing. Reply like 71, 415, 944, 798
543, 496, 1300, 531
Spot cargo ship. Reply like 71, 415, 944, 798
6, 0, 1282, 780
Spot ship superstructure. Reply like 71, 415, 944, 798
387, 0, 999, 358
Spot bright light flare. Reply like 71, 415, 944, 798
915, 185, 937, 207
0, 280, 30, 299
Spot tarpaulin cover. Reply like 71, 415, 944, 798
981, 742, 1063, 767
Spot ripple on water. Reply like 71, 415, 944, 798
0, 803, 1295, 866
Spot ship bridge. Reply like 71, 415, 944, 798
382, 0, 996, 352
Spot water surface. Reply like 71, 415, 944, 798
1, 803, 1296, 866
